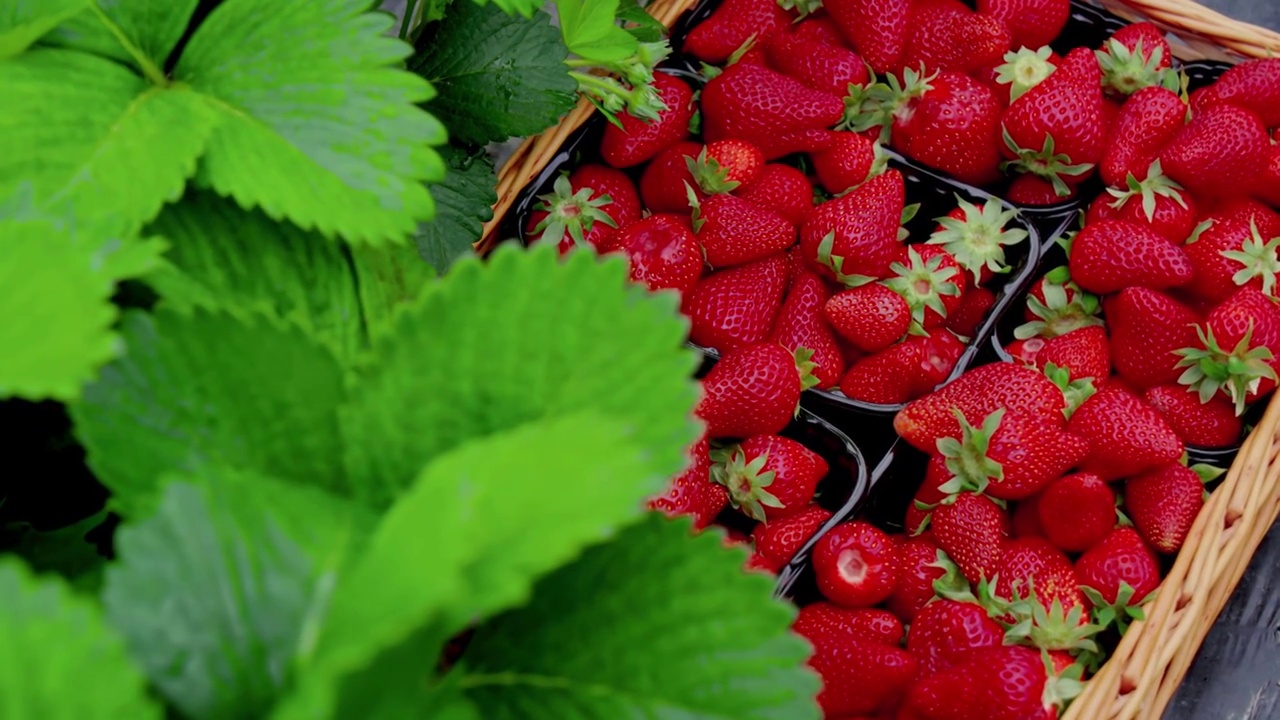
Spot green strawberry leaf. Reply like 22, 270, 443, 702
556, 0, 639, 62
413, 144, 497, 274
616, 0, 665, 42
40, 0, 197, 77
410, 2, 577, 146
0, 0, 87, 58
472, 0, 546, 18
456, 513, 822, 719
0, 559, 162, 719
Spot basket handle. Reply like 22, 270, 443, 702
1114, 0, 1280, 58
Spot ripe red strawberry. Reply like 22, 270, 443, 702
1067, 384, 1185, 481
687, 139, 765, 195
794, 602, 906, 646
840, 331, 963, 404
683, 254, 789, 353
1033, 325, 1111, 383
1097, 22, 1177, 97
1257, 140, 1280, 209
1144, 384, 1243, 449
815, 521, 901, 608
1068, 219, 1193, 294
1159, 105, 1269, 199
801, 170, 907, 283
640, 141, 704, 214
614, 214, 704, 293
735, 163, 815, 225
695, 342, 812, 439
937, 408, 1090, 501
1194, 57, 1280, 128
932, 492, 1010, 585
902, 2, 1012, 76
824, 283, 911, 353
1183, 200, 1280, 302
683, 0, 792, 64
812, 131, 881, 195
907, 599, 1005, 679
798, 625, 919, 717
1125, 463, 1214, 554
1038, 473, 1116, 553
895, 361, 1069, 453
900, 644, 1078, 720
1098, 166, 1198, 243
990, 538, 1089, 642
1176, 287, 1280, 413
977, 0, 1069, 50
691, 193, 795, 269
1100, 86, 1188, 188
946, 286, 997, 339
927, 197, 1028, 286
752, 506, 833, 572
764, 30, 870, 98
885, 246, 966, 330
792, 13, 844, 46
887, 536, 953, 622
1002, 47, 1106, 195
1018, 266, 1103, 338
1006, 172, 1072, 205
648, 437, 727, 530
1105, 287, 1200, 389
908, 330, 967, 395
526, 166, 641, 253
713, 434, 828, 522
600, 72, 695, 169
906, 455, 955, 535
825, 0, 910, 74
1075, 527, 1160, 630
702, 63, 845, 161
770, 272, 845, 389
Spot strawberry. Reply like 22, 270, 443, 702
812, 131, 882, 195
798, 625, 919, 717
751, 505, 833, 572
825, 0, 910, 74
695, 342, 814, 439
824, 283, 911, 353
690, 192, 795, 269
640, 141, 704, 214
946, 286, 997, 339
990, 538, 1091, 649
900, 645, 1079, 720
791, 12, 844, 46
1002, 47, 1107, 196
1105, 287, 1200, 389
927, 197, 1029, 286
526, 166, 641, 253
614, 214, 704, 293
1067, 219, 1193, 294
908, 330, 967, 394
648, 437, 727, 530
1038, 473, 1116, 553
885, 246, 966, 330
931, 492, 1010, 585
901, 2, 1012, 76
764, 30, 870, 98
1183, 200, 1280, 302
1096, 22, 1177, 97
1175, 287, 1280, 413
1075, 527, 1160, 631
1144, 384, 1243, 449
907, 599, 1005, 679
736, 163, 814, 225
600, 72, 696, 168
1006, 172, 1072, 205
1159, 105, 1270, 199
977, 0, 1069, 50
801, 170, 907, 283
686, 139, 765, 195
770, 272, 845, 389
1033, 326, 1111, 384
888, 536, 955, 622
906, 455, 956, 535
1258, 140, 1280, 209
683, 0, 792, 64
713, 434, 828, 522
794, 602, 906, 646
1012, 495, 1045, 538
840, 331, 963, 404
1067, 384, 1185, 481
702, 63, 845, 161
1126, 463, 1217, 554
683, 253, 789, 353
1101, 86, 1187, 187
1098, 165, 1198, 243
1194, 57, 1280, 129
895, 361, 1069, 453
815, 521, 901, 608
936, 408, 1090, 501
1018, 266, 1103, 339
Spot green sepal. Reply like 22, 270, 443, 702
840, 65, 934, 143
1043, 362, 1097, 419
1041, 650, 1087, 711
885, 246, 963, 326
1080, 582, 1150, 635
710, 445, 783, 523
815, 231, 877, 288
1096, 37, 1180, 96
928, 195, 1029, 285
684, 182, 706, 233
1221, 218, 1280, 297
1015, 270, 1103, 340
931, 550, 977, 602
935, 408, 1006, 498
685, 146, 740, 195
1105, 160, 1187, 223
1000, 129, 1094, 198
1175, 322, 1278, 416
794, 346, 820, 394
995, 46, 1056, 103
531, 172, 617, 247
777, 0, 824, 16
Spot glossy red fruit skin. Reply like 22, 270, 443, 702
907, 599, 1006, 679
1038, 472, 1117, 553
826, 0, 911, 74
824, 284, 911, 354
752, 505, 833, 572
617, 215, 704, 293
1001, 47, 1107, 184
905, 455, 954, 535
1036, 325, 1111, 383
1199, 287, 1280, 405
1258, 141, 1280, 209
648, 437, 727, 530
683, 254, 789, 354
977, 0, 1070, 50
1068, 219, 1194, 294
895, 72, 1005, 187
1101, 86, 1188, 187
1183, 200, 1280, 302
1194, 57, 1280, 128
1159, 104, 1269, 199
1105, 186, 1198, 244
800, 170, 906, 283
900, 645, 1057, 720
770, 272, 845, 389
946, 286, 996, 339
696, 343, 800, 439
801, 630, 919, 717
792, 13, 845, 46
736, 163, 815, 225
526, 165, 643, 253
640, 141, 704, 214
1144, 385, 1243, 449
683, 0, 792, 64
600, 72, 695, 169
887, 535, 949, 622
726, 434, 829, 521
997, 541, 1086, 635
794, 602, 906, 646
812, 131, 880, 195
764, 31, 870, 98
932, 492, 1010, 585
1067, 384, 1185, 481
701, 63, 845, 161
1006, 172, 1072, 205
1125, 464, 1205, 554
701, 138, 766, 190
815, 521, 902, 608
1105, 287, 1200, 390
901, 3, 1012, 76
697, 194, 796, 269
973, 411, 1092, 501
1075, 527, 1161, 604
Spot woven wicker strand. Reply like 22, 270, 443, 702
1107, 0, 1280, 57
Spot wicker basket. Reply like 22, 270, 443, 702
478, 2, 1280, 719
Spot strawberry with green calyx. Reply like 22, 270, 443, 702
841, 65, 933, 142
812, 132, 886, 195
1068, 384, 1185, 481
1106, 286, 1201, 390
889, 541, 962, 622
600, 71, 695, 169
1029, 329, 1110, 387
927, 196, 1029, 285
900, 645, 1083, 720
1007, 172, 1075, 205
936, 407, 1089, 501
1038, 472, 1117, 554
814, 520, 902, 609
683, 0, 792, 64
993, 46, 1057, 103
1077, 529, 1161, 632
824, 283, 912, 354
801, 169, 908, 284
985, 538, 1091, 631
770, 272, 846, 389
1159, 104, 1270, 200
1125, 462, 1221, 554
683, 253, 789, 353
647, 436, 727, 530
1095, 24, 1180, 97
735, 163, 814, 225
640, 141, 704, 214
1042, 362, 1099, 419
526, 169, 637, 253
751, 505, 832, 573
1100, 85, 1189, 188
931, 491, 1010, 586
885, 246, 965, 330
711, 434, 828, 522
696, 342, 817, 440
1185, 209, 1280, 303
1100, 162, 1198, 243
907, 598, 1006, 679
573, 40, 673, 127
686, 187, 795, 269
1145, 384, 1243, 449
1015, 266, 1103, 340
1176, 287, 1280, 414
685, 140, 765, 195
1068, 219, 1194, 295
1000, 591, 1103, 660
